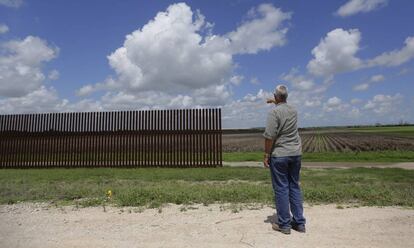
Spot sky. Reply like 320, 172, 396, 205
0, 0, 413, 128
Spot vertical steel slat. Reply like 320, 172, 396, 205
9, 115, 13, 168
43, 113, 48, 168
107, 112, 111, 167
139, 110, 143, 167
1, 115, 6, 167
15, 114, 21, 167
217, 108, 221, 166
93, 112, 98, 167
4, 115, 8, 167
157, 110, 161, 166
201, 109, 205, 167
149, 110, 153, 166
199, 109, 202, 167
144, 110, 148, 167
132, 111, 136, 167
179, 109, 182, 167
208, 109, 212, 167
172, 110, 176, 167
52, 113, 57, 167
72, 112, 77, 167
214, 109, 218, 166
163, 110, 167, 167
128, 110, 132, 167
218, 108, 222, 166
0, 115, 4, 167
6, 115, 11, 167
116, 111, 120, 167
4, 115, 10, 167
190, 109, 194, 167
97, 111, 101, 167
70, 112, 75, 167
104, 111, 109, 167
62, 112, 67, 167
121, 111, 125, 167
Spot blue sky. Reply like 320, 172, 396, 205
0, 0, 413, 128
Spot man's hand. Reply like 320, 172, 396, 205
266, 98, 276, 104
263, 154, 270, 168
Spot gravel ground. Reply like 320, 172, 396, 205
1, 202, 413, 248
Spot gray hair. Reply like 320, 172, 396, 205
274, 84, 288, 101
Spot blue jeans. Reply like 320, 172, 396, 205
269, 156, 306, 229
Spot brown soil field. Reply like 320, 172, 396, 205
223, 131, 414, 152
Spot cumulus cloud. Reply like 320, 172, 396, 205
224, 3, 291, 54
364, 93, 403, 114
250, 77, 260, 85
230, 75, 244, 85
0, 23, 9, 34
282, 69, 315, 91
77, 3, 291, 109
0, 36, 59, 97
0, 0, 23, 8
353, 83, 369, 91
0, 86, 68, 114
308, 28, 414, 78
307, 28, 362, 77
367, 37, 414, 67
48, 69, 59, 80
336, 0, 388, 17
353, 74, 385, 91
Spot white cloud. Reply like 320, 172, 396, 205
351, 98, 362, 104
77, 2, 291, 115
48, 69, 59, 80
0, 23, 9, 34
250, 77, 259, 85
0, 0, 22, 8
307, 28, 362, 77
0, 86, 68, 114
282, 69, 315, 91
370, 74, 385, 82
367, 37, 414, 67
336, 0, 388, 17
308, 28, 414, 78
353, 74, 385, 91
353, 83, 369, 91
0, 36, 59, 97
230, 75, 244, 85
364, 93, 403, 114
326, 96, 342, 106
224, 3, 291, 54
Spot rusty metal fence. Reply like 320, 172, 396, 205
0, 109, 222, 168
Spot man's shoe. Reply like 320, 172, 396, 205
292, 224, 306, 233
272, 223, 291, 235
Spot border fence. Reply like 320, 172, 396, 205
0, 109, 222, 168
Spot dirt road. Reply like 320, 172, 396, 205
1, 203, 413, 248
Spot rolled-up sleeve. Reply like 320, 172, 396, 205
263, 110, 278, 140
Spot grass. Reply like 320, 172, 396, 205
1, 167, 413, 208
223, 151, 414, 162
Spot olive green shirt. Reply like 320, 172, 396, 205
263, 102, 302, 157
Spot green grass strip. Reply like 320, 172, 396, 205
1, 167, 413, 208
223, 151, 414, 162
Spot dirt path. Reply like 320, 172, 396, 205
224, 161, 414, 170
1, 203, 413, 248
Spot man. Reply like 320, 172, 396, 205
263, 84, 306, 235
